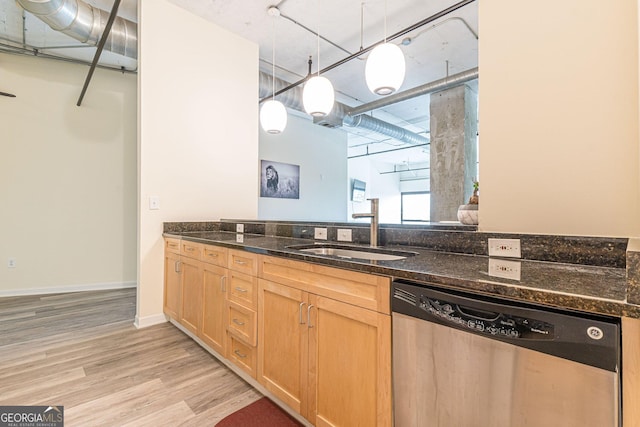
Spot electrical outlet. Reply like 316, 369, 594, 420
314, 227, 328, 240
488, 258, 521, 281
7, 258, 16, 268
236, 224, 244, 233
149, 196, 160, 210
337, 229, 352, 242
488, 238, 521, 258
236, 234, 244, 243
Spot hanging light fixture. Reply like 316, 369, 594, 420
302, 0, 334, 117
365, 0, 406, 95
260, 6, 287, 134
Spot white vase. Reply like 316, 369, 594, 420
457, 204, 478, 225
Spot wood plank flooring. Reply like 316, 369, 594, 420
0, 288, 261, 426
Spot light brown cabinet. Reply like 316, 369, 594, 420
225, 249, 259, 378
201, 262, 227, 354
258, 256, 392, 427
163, 238, 229, 355
163, 250, 181, 320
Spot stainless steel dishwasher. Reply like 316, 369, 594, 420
392, 279, 620, 427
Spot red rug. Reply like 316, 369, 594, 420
216, 397, 303, 427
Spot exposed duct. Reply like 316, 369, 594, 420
17, 0, 137, 59
347, 67, 478, 117
342, 114, 428, 146
259, 71, 429, 146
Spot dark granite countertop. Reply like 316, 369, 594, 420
164, 231, 639, 319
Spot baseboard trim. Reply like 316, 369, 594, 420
134, 313, 168, 329
0, 281, 137, 297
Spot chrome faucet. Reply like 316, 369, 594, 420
352, 198, 379, 247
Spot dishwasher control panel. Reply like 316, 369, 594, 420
417, 294, 555, 340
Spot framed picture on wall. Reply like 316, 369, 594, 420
260, 160, 300, 199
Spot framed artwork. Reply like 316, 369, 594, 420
260, 160, 300, 199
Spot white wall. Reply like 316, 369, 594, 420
348, 157, 402, 223
258, 113, 347, 221
137, 0, 259, 326
0, 53, 137, 295
479, 0, 640, 237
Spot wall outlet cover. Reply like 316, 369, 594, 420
488, 258, 521, 281
7, 258, 16, 268
337, 229, 352, 242
314, 228, 328, 240
149, 196, 160, 210
236, 234, 244, 243
236, 224, 244, 233
488, 238, 522, 258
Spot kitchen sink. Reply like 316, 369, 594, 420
286, 244, 418, 261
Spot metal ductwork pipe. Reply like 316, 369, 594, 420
259, 71, 428, 145
347, 67, 478, 117
342, 114, 429, 146
17, 0, 137, 59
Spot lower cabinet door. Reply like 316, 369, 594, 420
201, 263, 227, 355
164, 252, 181, 319
258, 279, 308, 418
180, 258, 203, 335
307, 294, 392, 427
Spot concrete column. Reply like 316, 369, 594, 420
429, 84, 478, 222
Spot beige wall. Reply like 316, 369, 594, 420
137, 0, 259, 326
0, 54, 137, 295
479, 0, 640, 237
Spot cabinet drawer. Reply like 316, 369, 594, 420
181, 241, 203, 260
228, 270, 258, 309
259, 255, 391, 314
203, 245, 228, 267
228, 333, 256, 379
227, 300, 257, 346
228, 249, 258, 275
165, 238, 180, 254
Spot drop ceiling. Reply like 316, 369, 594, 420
0, 0, 478, 170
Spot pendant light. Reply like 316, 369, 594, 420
365, 0, 406, 95
302, 0, 334, 117
260, 6, 287, 134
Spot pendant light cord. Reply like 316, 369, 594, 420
384, 0, 388, 42
272, 17, 276, 99
316, 0, 320, 76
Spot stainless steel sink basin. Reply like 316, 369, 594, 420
286, 244, 418, 261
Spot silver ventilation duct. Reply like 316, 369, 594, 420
347, 67, 478, 117
342, 114, 428, 146
259, 71, 430, 146
17, 0, 137, 59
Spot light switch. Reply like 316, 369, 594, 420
149, 196, 160, 210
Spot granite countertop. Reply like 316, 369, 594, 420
164, 231, 639, 319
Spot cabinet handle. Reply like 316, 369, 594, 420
234, 349, 247, 359
232, 318, 245, 326
175, 260, 181, 273
299, 302, 306, 324
208, 253, 218, 258
307, 304, 314, 328
234, 287, 248, 293
186, 247, 194, 252
235, 259, 248, 265
220, 276, 226, 292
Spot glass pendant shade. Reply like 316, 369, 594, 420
260, 99, 287, 134
365, 42, 406, 95
302, 75, 335, 117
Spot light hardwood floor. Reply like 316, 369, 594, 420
0, 288, 261, 426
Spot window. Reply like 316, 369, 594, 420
401, 192, 430, 223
